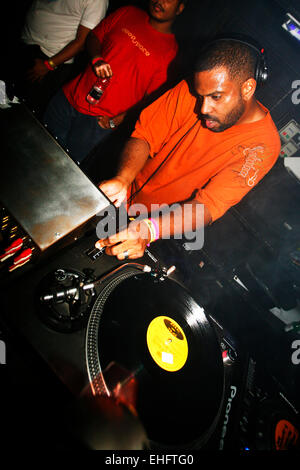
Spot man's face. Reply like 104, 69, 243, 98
194, 66, 246, 132
148, 0, 184, 23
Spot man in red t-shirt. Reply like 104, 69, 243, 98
95, 39, 281, 259
43, 1, 186, 164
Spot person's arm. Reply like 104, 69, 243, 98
99, 137, 151, 207
85, 31, 112, 78
96, 81, 196, 257
96, 136, 280, 260
87, 30, 123, 129
97, 83, 186, 204
49, 0, 109, 70
97, 111, 127, 129
27, 24, 92, 82
85, 5, 129, 80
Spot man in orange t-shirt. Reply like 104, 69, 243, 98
95, 39, 281, 259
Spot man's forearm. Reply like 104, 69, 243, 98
156, 200, 212, 237
86, 31, 103, 60
50, 40, 84, 66
116, 137, 151, 187
50, 25, 91, 67
134, 200, 212, 242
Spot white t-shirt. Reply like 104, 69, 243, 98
22, 0, 109, 60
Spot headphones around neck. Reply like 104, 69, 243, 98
207, 34, 268, 88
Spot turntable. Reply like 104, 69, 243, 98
1, 239, 231, 449
85, 268, 225, 449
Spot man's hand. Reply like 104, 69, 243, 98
99, 176, 129, 207
93, 59, 112, 78
95, 219, 151, 260
97, 112, 127, 129
97, 115, 112, 129
26, 58, 50, 82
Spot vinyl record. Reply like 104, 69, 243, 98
86, 270, 224, 449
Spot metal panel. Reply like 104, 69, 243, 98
0, 104, 110, 251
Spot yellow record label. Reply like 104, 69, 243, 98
146, 316, 188, 372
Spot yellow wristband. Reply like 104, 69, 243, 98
48, 58, 57, 70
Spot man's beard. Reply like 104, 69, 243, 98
201, 98, 246, 133
149, 2, 165, 22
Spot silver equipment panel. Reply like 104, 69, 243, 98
0, 104, 110, 251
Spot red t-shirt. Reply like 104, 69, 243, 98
63, 6, 178, 117
130, 80, 281, 222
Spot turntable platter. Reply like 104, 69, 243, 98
86, 270, 224, 449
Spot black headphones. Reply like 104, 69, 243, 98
206, 34, 268, 88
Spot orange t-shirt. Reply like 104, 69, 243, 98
129, 79, 281, 222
